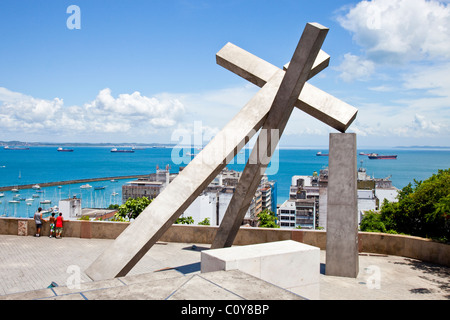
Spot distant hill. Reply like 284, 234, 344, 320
395, 145, 450, 149
0, 141, 175, 147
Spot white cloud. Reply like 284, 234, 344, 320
0, 90, 63, 130
330, 0, 450, 146
402, 62, 450, 96
84, 88, 185, 129
0, 87, 186, 140
411, 114, 443, 133
368, 85, 395, 92
337, 0, 450, 64
335, 53, 375, 82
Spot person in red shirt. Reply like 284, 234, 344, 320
55, 212, 64, 239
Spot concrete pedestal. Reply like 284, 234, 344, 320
325, 133, 359, 278
201, 240, 320, 299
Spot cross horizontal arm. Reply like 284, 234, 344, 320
216, 43, 357, 132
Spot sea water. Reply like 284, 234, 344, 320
0, 146, 449, 218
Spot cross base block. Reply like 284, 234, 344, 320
201, 240, 320, 299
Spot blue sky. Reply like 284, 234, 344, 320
1, 0, 449, 147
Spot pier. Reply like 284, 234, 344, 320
0, 174, 149, 192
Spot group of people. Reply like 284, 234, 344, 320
33, 207, 64, 238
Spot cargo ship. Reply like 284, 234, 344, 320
316, 151, 329, 156
368, 153, 397, 160
57, 147, 74, 152
111, 148, 135, 153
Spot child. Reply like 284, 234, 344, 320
48, 212, 56, 238
55, 212, 64, 239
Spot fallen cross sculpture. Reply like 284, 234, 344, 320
86, 22, 358, 281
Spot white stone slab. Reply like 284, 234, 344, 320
201, 240, 320, 299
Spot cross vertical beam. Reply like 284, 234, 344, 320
211, 23, 329, 249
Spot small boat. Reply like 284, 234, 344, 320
57, 147, 74, 152
368, 153, 397, 160
359, 152, 371, 156
94, 186, 106, 190
316, 151, 329, 156
11, 188, 19, 192
111, 148, 134, 153
0, 193, 4, 197
32, 194, 40, 198
32, 184, 41, 189
9, 200, 20, 204
40, 200, 51, 204
80, 184, 92, 189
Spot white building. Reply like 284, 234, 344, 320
58, 197, 82, 220
181, 187, 236, 226
162, 167, 276, 226
279, 165, 399, 230
357, 189, 377, 225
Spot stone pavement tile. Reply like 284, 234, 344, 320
168, 273, 243, 300
119, 269, 184, 285
81, 276, 190, 300
52, 278, 125, 296
199, 270, 305, 300
41, 293, 87, 300
318, 252, 450, 300
0, 288, 56, 300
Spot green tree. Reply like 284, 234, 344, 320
198, 217, 210, 225
376, 169, 450, 242
115, 197, 152, 221
175, 216, 194, 225
258, 209, 279, 228
360, 210, 387, 233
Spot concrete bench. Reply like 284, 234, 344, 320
201, 240, 320, 299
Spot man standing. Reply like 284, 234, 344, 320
34, 207, 43, 237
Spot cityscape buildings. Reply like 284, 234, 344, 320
122, 166, 277, 226
277, 162, 399, 230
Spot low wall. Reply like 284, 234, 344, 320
1, 217, 449, 267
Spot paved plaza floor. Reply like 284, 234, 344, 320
0, 235, 449, 300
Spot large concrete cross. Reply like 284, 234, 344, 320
85, 23, 358, 281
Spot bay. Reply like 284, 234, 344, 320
0, 146, 449, 218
